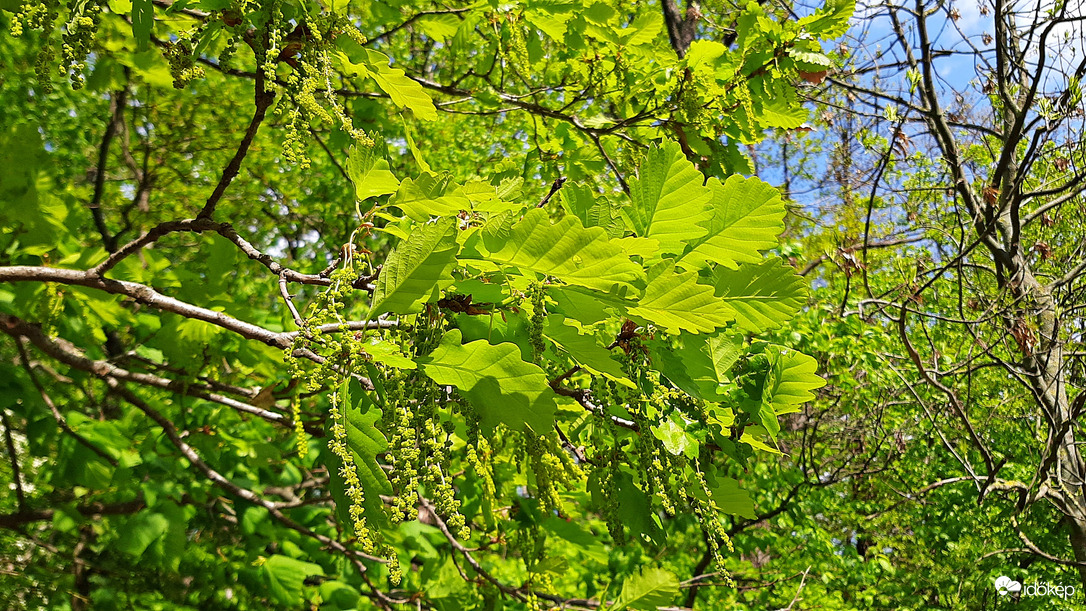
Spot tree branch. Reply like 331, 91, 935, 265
108, 381, 386, 566
1, 409, 26, 513
195, 75, 275, 219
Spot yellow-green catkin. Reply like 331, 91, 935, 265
41, 283, 64, 338
291, 396, 308, 458
328, 391, 375, 553
691, 458, 735, 587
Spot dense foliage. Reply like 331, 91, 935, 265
0, 0, 855, 609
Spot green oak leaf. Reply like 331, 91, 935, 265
132, 0, 153, 51
799, 0, 856, 39
371, 217, 458, 316
362, 49, 438, 120
480, 208, 644, 293
651, 418, 696, 458
652, 332, 743, 401
629, 263, 733, 334
418, 329, 558, 432
543, 314, 633, 387
622, 141, 713, 256
389, 173, 471, 221
592, 470, 665, 546
763, 345, 826, 420
262, 555, 324, 606
693, 468, 757, 519
610, 566, 680, 611
559, 182, 625, 238
362, 337, 416, 369
342, 381, 393, 529
709, 257, 807, 333
114, 512, 169, 559
347, 145, 400, 201
760, 96, 809, 129
680, 175, 786, 270
547, 286, 626, 327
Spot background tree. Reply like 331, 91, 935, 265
749, 0, 1086, 606
0, 0, 850, 609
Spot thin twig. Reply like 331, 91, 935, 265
15, 340, 119, 466
536, 177, 567, 208
196, 76, 275, 219
1, 409, 26, 512
108, 382, 386, 566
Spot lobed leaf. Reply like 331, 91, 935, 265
764, 346, 826, 416
389, 173, 471, 221
703, 471, 757, 519
799, 0, 856, 39
559, 182, 625, 238
371, 217, 458, 316
263, 555, 324, 606
622, 142, 714, 256
362, 49, 438, 120
680, 175, 785, 270
653, 332, 744, 401
709, 258, 806, 333
347, 145, 400, 201
418, 329, 558, 433
480, 208, 644, 293
343, 390, 394, 529
629, 263, 733, 334
543, 314, 633, 387
610, 567, 680, 611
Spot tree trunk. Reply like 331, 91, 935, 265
1067, 517, 1086, 590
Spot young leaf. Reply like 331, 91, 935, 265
371, 217, 458, 316
610, 567, 680, 611
390, 173, 470, 221
362, 49, 438, 120
262, 555, 324, 606
696, 469, 757, 519
418, 329, 558, 432
318, 581, 362, 610
343, 392, 394, 529
347, 146, 400, 201
763, 346, 826, 418
454, 309, 535, 363
548, 286, 624, 327
651, 419, 696, 457
559, 182, 625, 237
362, 337, 416, 369
799, 0, 856, 39
684, 40, 728, 71
594, 471, 665, 546
710, 258, 806, 333
759, 96, 809, 129
622, 141, 713, 256
680, 175, 786, 270
401, 117, 432, 173
132, 0, 154, 51
480, 208, 644, 293
543, 314, 634, 387
114, 512, 169, 559
629, 263, 733, 334
653, 332, 743, 401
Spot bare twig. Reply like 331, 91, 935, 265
196, 76, 275, 219
1, 409, 26, 512
15, 340, 119, 466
